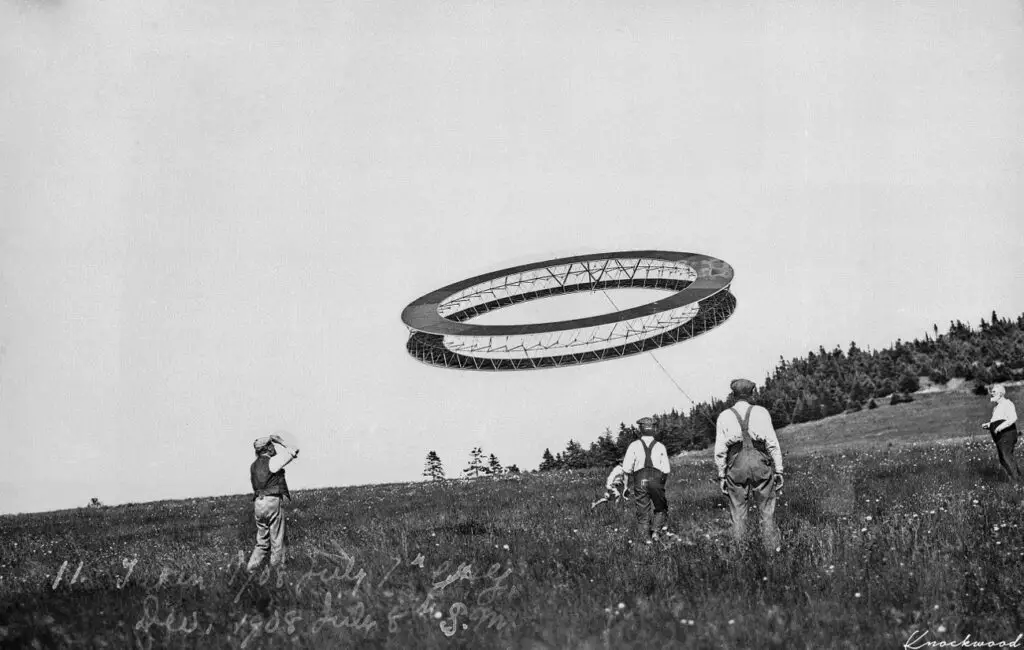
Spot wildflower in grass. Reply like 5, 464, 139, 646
937, 625, 947, 633
855, 592, 861, 598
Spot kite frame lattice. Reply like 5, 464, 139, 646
400, 250, 735, 370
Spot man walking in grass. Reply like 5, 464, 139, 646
982, 384, 1019, 482
623, 417, 671, 542
247, 433, 300, 573
714, 379, 784, 552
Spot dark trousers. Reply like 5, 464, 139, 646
633, 470, 667, 537
992, 425, 1020, 481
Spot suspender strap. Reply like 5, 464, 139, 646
729, 405, 754, 450
640, 439, 654, 469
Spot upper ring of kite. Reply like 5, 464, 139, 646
401, 250, 736, 370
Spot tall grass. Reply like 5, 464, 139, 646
2, 436, 1022, 648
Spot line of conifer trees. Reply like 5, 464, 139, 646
423, 448, 520, 481
537, 311, 1024, 471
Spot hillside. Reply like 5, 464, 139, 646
2, 389, 1023, 648
775, 387, 1008, 455
540, 312, 1024, 471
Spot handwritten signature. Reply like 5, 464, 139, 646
904, 630, 1024, 649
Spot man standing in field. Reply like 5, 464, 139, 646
714, 379, 784, 552
982, 384, 1019, 482
623, 417, 671, 542
247, 433, 300, 573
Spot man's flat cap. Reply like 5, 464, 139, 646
730, 378, 756, 397
637, 417, 655, 426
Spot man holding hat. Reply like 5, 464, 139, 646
714, 379, 784, 551
246, 432, 300, 573
622, 416, 671, 542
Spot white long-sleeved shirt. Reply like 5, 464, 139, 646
714, 401, 783, 479
622, 437, 671, 475
990, 398, 1019, 433
605, 465, 626, 491
267, 446, 299, 474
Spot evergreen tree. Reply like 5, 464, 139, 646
422, 450, 446, 481
590, 428, 621, 467
539, 448, 557, 472
562, 439, 587, 469
487, 453, 503, 475
463, 447, 488, 478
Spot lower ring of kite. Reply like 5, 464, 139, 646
400, 250, 736, 371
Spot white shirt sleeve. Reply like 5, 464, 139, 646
713, 411, 732, 479
268, 447, 297, 474
654, 443, 671, 474
622, 442, 639, 474
606, 466, 624, 489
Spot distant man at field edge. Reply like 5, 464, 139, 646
714, 379, 784, 551
247, 433, 300, 573
623, 417, 671, 542
982, 384, 1019, 482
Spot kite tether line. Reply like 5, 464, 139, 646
599, 290, 697, 407
600, 288, 723, 432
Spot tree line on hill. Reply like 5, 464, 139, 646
422, 448, 520, 481
537, 310, 1024, 472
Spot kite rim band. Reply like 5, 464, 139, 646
400, 250, 734, 337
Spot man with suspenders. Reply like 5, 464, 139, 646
714, 379, 784, 551
623, 417, 671, 542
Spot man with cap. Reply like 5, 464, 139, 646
622, 417, 671, 542
982, 384, 1019, 481
247, 433, 300, 573
714, 379, 784, 551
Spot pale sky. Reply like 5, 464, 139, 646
1, 0, 1022, 515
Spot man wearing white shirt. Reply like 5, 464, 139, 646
591, 464, 629, 509
247, 433, 300, 573
623, 417, 671, 541
714, 379, 784, 551
982, 384, 1019, 481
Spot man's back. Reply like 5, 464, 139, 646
623, 437, 670, 475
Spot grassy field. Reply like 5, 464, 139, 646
2, 389, 1023, 649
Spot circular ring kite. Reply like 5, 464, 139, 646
401, 250, 735, 370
